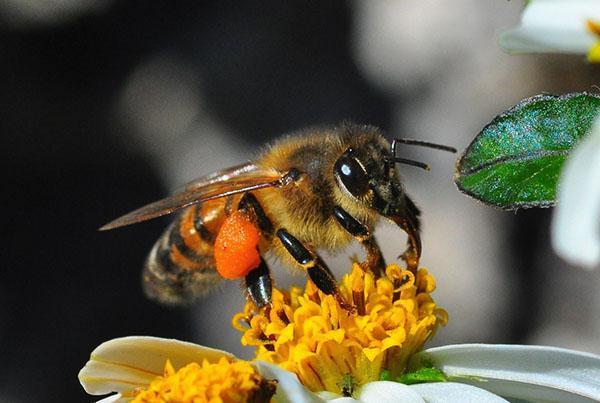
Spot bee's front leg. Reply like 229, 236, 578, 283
276, 228, 354, 312
396, 195, 422, 274
332, 206, 385, 278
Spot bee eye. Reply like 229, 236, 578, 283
334, 151, 369, 197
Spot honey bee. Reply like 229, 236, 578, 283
101, 123, 455, 308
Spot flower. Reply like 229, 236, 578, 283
551, 115, 600, 268
408, 344, 600, 402
78, 263, 600, 402
131, 358, 276, 402
78, 336, 282, 403
306, 343, 600, 402
232, 263, 448, 395
78, 336, 600, 402
499, 0, 600, 62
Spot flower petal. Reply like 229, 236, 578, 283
410, 382, 508, 402
96, 394, 129, 403
78, 336, 234, 396
254, 360, 324, 403
552, 116, 600, 269
499, 0, 600, 54
410, 344, 600, 402
357, 381, 425, 403
317, 391, 353, 401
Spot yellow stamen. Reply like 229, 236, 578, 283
586, 20, 600, 63
587, 42, 600, 63
233, 264, 447, 396
586, 20, 600, 36
131, 357, 276, 402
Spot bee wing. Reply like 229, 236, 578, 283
100, 162, 286, 231
181, 162, 263, 191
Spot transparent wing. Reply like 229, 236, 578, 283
100, 162, 285, 231
181, 162, 261, 191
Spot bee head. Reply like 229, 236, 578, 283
333, 134, 455, 218
333, 142, 402, 217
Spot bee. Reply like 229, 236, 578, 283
101, 123, 455, 308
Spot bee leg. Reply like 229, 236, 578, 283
237, 193, 275, 307
397, 195, 422, 274
238, 193, 274, 237
332, 206, 385, 278
245, 257, 273, 308
276, 228, 354, 311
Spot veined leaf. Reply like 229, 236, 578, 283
455, 92, 600, 210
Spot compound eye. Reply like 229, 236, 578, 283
335, 150, 370, 198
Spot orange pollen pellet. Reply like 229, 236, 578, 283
214, 210, 261, 279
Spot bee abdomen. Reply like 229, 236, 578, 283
143, 202, 225, 305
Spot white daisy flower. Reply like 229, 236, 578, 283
499, 0, 600, 62
79, 336, 600, 402
552, 116, 600, 269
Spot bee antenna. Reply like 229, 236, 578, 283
389, 157, 430, 171
391, 138, 457, 153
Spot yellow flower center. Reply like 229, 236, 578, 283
586, 20, 600, 62
232, 264, 448, 395
132, 357, 276, 403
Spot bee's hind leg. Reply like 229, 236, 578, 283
245, 258, 272, 308
276, 228, 354, 312
238, 192, 274, 236
238, 193, 275, 307
332, 206, 385, 278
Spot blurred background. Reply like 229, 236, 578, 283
2, 0, 599, 401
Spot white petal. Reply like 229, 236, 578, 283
79, 336, 234, 396
357, 381, 425, 403
317, 391, 345, 400
552, 116, 600, 268
410, 382, 508, 403
254, 361, 324, 403
410, 344, 600, 402
95, 394, 129, 403
499, 0, 600, 54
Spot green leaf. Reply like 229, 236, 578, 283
455, 92, 600, 210
397, 367, 447, 385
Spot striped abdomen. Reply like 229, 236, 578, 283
143, 199, 228, 305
